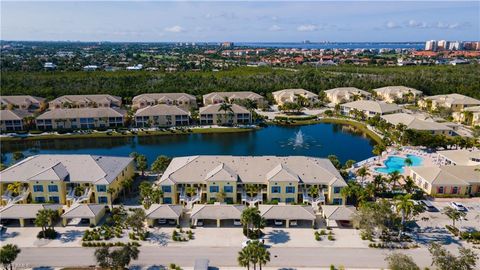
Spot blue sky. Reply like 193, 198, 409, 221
2, 1, 479, 42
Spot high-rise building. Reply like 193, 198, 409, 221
425, 40, 437, 51
448, 41, 462, 51
437, 40, 449, 50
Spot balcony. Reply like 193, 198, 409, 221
66, 186, 92, 204
179, 187, 203, 209
302, 187, 326, 206
1, 186, 30, 205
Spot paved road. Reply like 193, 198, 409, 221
15, 246, 435, 269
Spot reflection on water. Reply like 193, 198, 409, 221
1, 123, 376, 165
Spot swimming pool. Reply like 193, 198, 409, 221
374, 154, 423, 174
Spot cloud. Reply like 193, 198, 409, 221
407, 20, 428, 29
386, 21, 401, 29
164, 25, 185, 33
268, 25, 283, 31
297, 24, 318, 32
436, 22, 461, 29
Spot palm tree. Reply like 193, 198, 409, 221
443, 206, 466, 228
240, 207, 264, 239
395, 194, 414, 235
237, 245, 252, 270
251, 241, 270, 270
216, 191, 227, 203
372, 174, 386, 195
218, 103, 233, 124
356, 166, 370, 183
403, 176, 416, 193
107, 187, 116, 209
388, 171, 403, 190
35, 209, 58, 238
185, 186, 197, 198
404, 157, 413, 167
308, 185, 319, 198
0, 244, 21, 270
121, 177, 133, 199
245, 184, 260, 198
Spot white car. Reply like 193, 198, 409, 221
196, 220, 204, 227
289, 220, 298, 227
450, 202, 467, 211
274, 219, 283, 226
233, 219, 242, 226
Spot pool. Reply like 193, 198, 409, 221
375, 154, 423, 174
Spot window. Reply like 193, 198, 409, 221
49, 196, 60, 203
286, 186, 295, 193
452, 186, 458, 194
33, 185, 44, 192
332, 198, 343, 205
163, 197, 172, 204
96, 185, 107, 192
285, 198, 295, 203
271, 186, 281, 193
333, 187, 342, 194
224, 186, 234, 193
438, 186, 444, 194
98, 196, 108, 203
225, 197, 234, 204
162, 186, 172, 193
209, 186, 219, 193
35, 196, 46, 203
48, 185, 58, 192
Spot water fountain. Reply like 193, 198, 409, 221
293, 130, 304, 148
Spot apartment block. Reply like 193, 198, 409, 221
36, 107, 125, 130
49, 95, 122, 109
0, 110, 34, 132
132, 93, 197, 111
199, 104, 251, 125
202, 91, 264, 105
134, 104, 190, 127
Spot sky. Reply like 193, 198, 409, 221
1, 1, 479, 42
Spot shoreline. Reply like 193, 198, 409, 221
0, 119, 382, 144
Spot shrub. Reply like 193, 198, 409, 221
330, 265, 335, 270
37, 228, 58, 239
315, 234, 321, 241
328, 235, 335, 241
169, 263, 177, 269
320, 229, 327, 235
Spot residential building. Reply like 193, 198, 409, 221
419, 94, 480, 112
36, 107, 125, 130
132, 93, 197, 111
49, 95, 122, 109
0, 154, 135, 206
157, 155, 347, 206
272, 89, 318, 106
0, 110, 34, 132
324, 87, 371, 104
407, 165, 480, 196
381, 113, 454, 136
202, 92, 265, 106
199, 104, 251, 125
340, 100, 402, 117
452, 106, 480, 126
425, 40, 437, 51
0, 95, 45, 111
437, 40, 449, 50
134, 104, 189, 127
373, 86, 423, 103
448, 41, 462, 51
436, 149, 480, 166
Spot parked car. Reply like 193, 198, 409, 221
450, 202, 467, 211
289, 220, 298, 227
196, 220, 204, 227
274, 219, 283, 226
168, 219, 176, 225
420, 200, 437, 212
158, 219, 167, 225
233, 219, 242, 226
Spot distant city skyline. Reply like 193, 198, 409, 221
1, 1, 479, 42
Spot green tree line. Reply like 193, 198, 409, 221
1, 65, 479, 100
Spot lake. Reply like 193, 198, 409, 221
1, 123, 376, 166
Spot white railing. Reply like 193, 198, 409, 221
66, 187, 92, 204
2, 187, 30, 205
179, 187, 203, 209
241, 190, 263, 206
302, 188, 325, 206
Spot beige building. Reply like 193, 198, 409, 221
407, 165, 480, 196
134, 104, 189, 127
203, 92, 264, 105
49, 95, 122, 109
0, 110, 34, 132
199, 104, 251, 125
381, 113, 454, 136
419, 94, 480, 112
436, 149, 480, 166
324, 87, 371, 104
373, 86, 423, 103
272, 89, 318, 105
36, 107, 125, 130
157, 155, 347, 206
0, 154, 135, 206
132, 93, 197, 110
452, 106, 480, 126
340, 100, 402, 117
0, 95, 46, 111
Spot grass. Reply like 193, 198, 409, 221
0, 127, 255, 142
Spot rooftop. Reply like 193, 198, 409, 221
424, 94, 480, 105
437, 149, 480, 166
341, 100, 402, 114
50, 94, 121, 105
381, 113, 452, 131
132, 93, 196, 102
373, 86, 422, 95
135, 104, 189, 117
199, 103, 250, 114
37, 107, 125, 120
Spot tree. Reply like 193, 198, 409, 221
388, 171, 403, 190
404, 157, 413, 167
372, 174, 386, 195
0, 244, 21, 270
95, 245, 140, 270
6, 182, 23, 197
241, 207, 264, 239
121, 177, 133, 199
429, 242, 478, 270
394, 194, 414, 235
135, 154, 148, 177
216, 190, 227, 203
356, 166, 370, 182
12, 152, 24, 162
150, 155, 172, 173
35, 209, 58, 239
372, 144, 386, 156
403, 176, 416, 193
139, 181, 162, 209
238, 241, 270, 270
385, 253, 419, 270
308, 185, 319, 198
219, 102, 233, 124
245, 184, 260, 198
327, 155, 341, 169
126, 209, 146, 235
443, 206, 466, 228
107, 187, 116, 209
